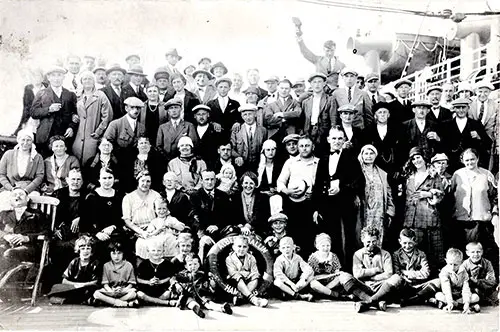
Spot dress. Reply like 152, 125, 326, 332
122, 190, 161, 231
136, 259, 174, 297
362, 167, 385, 241
307, 251, 342, 284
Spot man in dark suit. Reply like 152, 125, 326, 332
390, 79, 414, 125
101, 64, 127, 120
156, 98, 198, 161
209, 141, 237, 174
164, 74, 201, 124
426, 86, 452, 124
338, 105, 365, 154
31, 66, 78, 156
441, 98, 492, 172
121, 64, 148, 108
312, 126, 365, 270
206, 77, 241, 135
161, 172, 193, 228
192, 104, 224, 167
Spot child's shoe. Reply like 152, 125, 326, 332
222, 302, 233, 315
376, 300, 387, 311
298, 293, 314, 302
354, 301, 370, 313
471, 304, 481, 313
192, 304, 205, 318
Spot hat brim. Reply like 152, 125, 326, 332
106, 67, 127, 75
192, 70, 214, 80
127, 71, 147, 76
395, 81, 412, 89
166, 53, 182, 60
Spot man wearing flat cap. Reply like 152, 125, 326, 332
332, 68, 373, 130
426, 85, 452, 124
295, 23, 345, 89
153, 67, 171, 100
192, 104, 224, 166
469, 80, 498, 142
101, 64, 127, 120
391, 79, 414, 125
31, 66, 78, 156
207, 77, 241, 134
121, 64, 148, 106
165, 48, 182, 78
260, 75, 280, 106
440, 98, 491, 172
364, 73, 386, 104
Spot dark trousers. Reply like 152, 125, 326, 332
283, 197, 317, 257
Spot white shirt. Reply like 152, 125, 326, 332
197, 124, 209, 138
328, 150, 342, 176
267, 92, 277, 104
311, 94, 322, 126
51, 86, 62, 98
343, 124, 353, 141
277, 156, 319, 195
456, 117, 468, 133
431, 106, 440, 119
171, 119, 180, 128
129, 82, 140, 94
218, 96, 229, 112
165, 189, 175, 202
416, 119, 426, 133
14, 206, 28, 221
220, 158, 232, 166
377, 123, 388, 140
125, 114, 137, 132
198, 86, 206, 101
244, 123, 256, 137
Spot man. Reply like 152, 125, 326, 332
209, 141, 236, 173
246, 68, 268, 101
391, 80, 414, 125
426, 86, 452, 124
468, 80, 498, 142
125, 54, 141, 68
207, 77, 241, 134
93, 66, 107, 90
156, 98, 198, 161
365, 73, 386, 104
101, 64, 127, 120
263, 79, 302, 142
337, 104, 365, 154
441, 82, 455, 109
228, 73, 246, 105
153, 67, 170, 101
164, 74, 201, 124
332, 68, 373, 130
260, 75, 280, 106
104, 97, 146, 160
82, 55, 96, 72
292, 79, 306, 99
441, 98, 491, 172
210, 62, 228, 80
300, 73, 332, 151
277, 135, 320, 255
192, 69, 217, 104
312, 127, 364, 270
398, 100, 441, 164
63, 55, 82, 92
198, 57, 212, 71
165, 48, 182, 78
192, 104, 224, 167
31, 66, 78, 156
121, 64, 148, 105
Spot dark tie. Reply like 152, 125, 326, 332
372, 94, 376, 105
72, 75, 77, 89
249, 129, 253, 143
326, 59, 332, 74
348, 88, 352, 103
330, 150, 340, 155
478, 102, 485, 122
268, 93, 275, 98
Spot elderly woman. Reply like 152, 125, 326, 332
450, 148, 499, 275
72, 71, 112, 165
402, 147, 444, 271
139, 84, 168, 144
257, 139, 281, 195
234, 171, 270, 239
42, 135, 80, 195
0, 129, 44, 210
83, 137, 120, 191
167, 136, 207, 194
356, 144, 395, 247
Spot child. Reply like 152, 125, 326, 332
393, 228, 440, 307
171, 233, 195, 274
308, 233, 373, 303
461, 242, 497, 306
264, 212, 289, 259
163, 218, 186, 258
273, 237, 314, 302
353, 226, 402, 313
93, 241, 138, 307
216, 163, 238, 195
171, 254, 232, 318
431, 248, 480, 313
136, 239, 177, 306
48, 234, 100, 305
225, 236, 268, 307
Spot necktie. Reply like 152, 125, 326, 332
72, 75, 77, 89
372, 94, 376, 105
330, 150, 340, 155
478, 102, 485, 122
268, 93, 275, 98
173, 121, 177, 130
249, 128, 253, 142
327, 59, 332, 74
348, 88, 352, 103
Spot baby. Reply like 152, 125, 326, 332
216, 163, 238, 194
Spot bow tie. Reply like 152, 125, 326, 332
330, 150, 340, 155
268, 93, 275, 98
366, 248, 380, 257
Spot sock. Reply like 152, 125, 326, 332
370, 282, 393, 302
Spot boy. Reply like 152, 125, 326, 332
136, 239, 177, 306
171, 254, 232, 318
264, 212, 289, 259
431, 248, 480, 313
353, 226, 402, 312
393, 228, 440, 307
461, 242, 497, 306
273, 237, 314, 301
93, 241, 138, 307
225, 236, 268, 307
171, 233, 195, 274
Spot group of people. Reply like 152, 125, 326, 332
0, 32, 499, 317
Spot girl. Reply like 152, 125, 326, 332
171, 233, 195, 274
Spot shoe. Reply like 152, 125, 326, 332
232, 295, 243, 306
471, 304, 481, 313
299, 293, 314, 302
377, 301, 387, 311
436, 300, 445, 310
330, 291, 340, 299
427, 297, 440, 308
177, 294, 187, 309
192, 305, 205, 318
354, 302, 369, 313
257, 297, 269, 307
222, 302, 233, 315
127, 299, 140, 308
49, 296, 65, 305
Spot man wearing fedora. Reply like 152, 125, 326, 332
426, 85, 452, 124
207, 77, 241, 135
193, 69, 217, 104
31, 65, 78, 156
164, 74, 201, 124
165, 48, 182, 78
121, 64, 148, 105
101, 64, 127, 120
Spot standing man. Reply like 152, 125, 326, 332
246, 69, 268, 101
121, 64, 148, 105
440, 83, 455, 109
229, 73, 246, 105
63, 55, 82, 93
207, 77, 241, 134
364, 73, 386, 104
391, 80, 414, 125
426, 86, 452, 124
82, 55, 96, 72
192, 105, 224, 167
192, 69, 217, 104
260, 75, 280, 107
469, 80, 498, 142
31, 66, 77, 156
93, 66, 107, 90
153, 67, 170, 101
332, 68, 373, 130
165, 48, 182, 78
101, 64, 127, 120
164, 74, 201, 124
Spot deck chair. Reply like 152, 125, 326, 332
0, 195, 59, 306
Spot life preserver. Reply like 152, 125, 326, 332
207, 236, 274, 296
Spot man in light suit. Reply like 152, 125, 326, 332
263, 79, 302, 143
156, 98, 198, 161
364, 73, 386, 104
192, 69, 217, 105
332, 68, 373, 130
165, 48, 182, 78
206, 77, 241, 135
121, 65, 148, 107
426, 85, 452, 125
468, 80, 498, 142
101, 64, 127, 120
231, 104, 267, 172
62, 55, 82, 93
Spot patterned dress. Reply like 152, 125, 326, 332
362, 167, 385, 243
307, 251, 341, 284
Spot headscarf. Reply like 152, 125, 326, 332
357, 144, 378, 166
15, 128, 37, 161
257, 139, 277, 186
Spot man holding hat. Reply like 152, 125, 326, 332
332, 68, 373, 130
364, 73, 386, 104
391, 79, 414, 125
440, 97, 491, 172
192, 104, 224, 166
101, 64, 127, 120
31, 65, 78, 156
156, 98, 198, 161
165, 48, 182, 78
426, 85, 452, 124
121, 64, 148, 104
207, 77, 241, 134
469, 80, 498, 142
193, 69, 217, 104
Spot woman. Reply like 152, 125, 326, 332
123, 136, 165, 193
257, 139, 281, 195
450, 148, 499, 271
403, 147, 444, 271
167, 136, 206, 194
15, 67, 47, 135
43, 135, 80, 195
234, 171, 270, 239
138, 84, 168, 144
72, 71, 112, 165
0, 129, 44, 200
83, 137, 120, 191
356, 144, 395, 247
